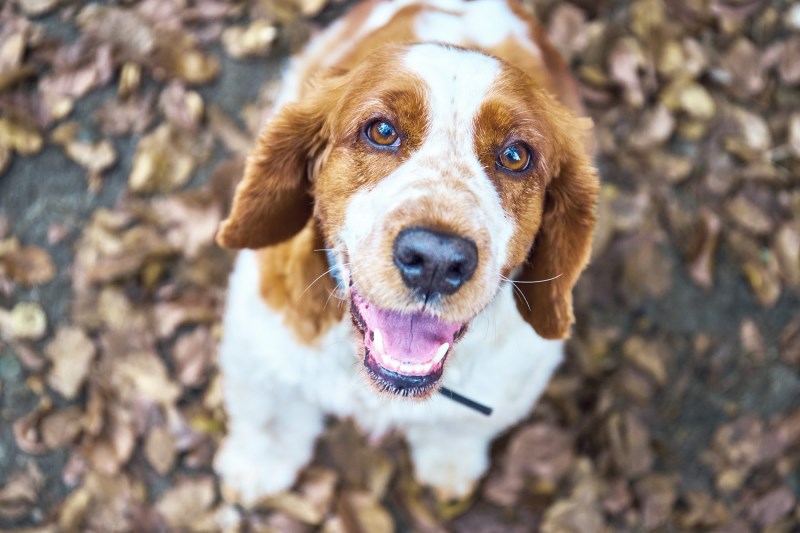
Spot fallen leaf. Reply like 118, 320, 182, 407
484, 422, 574, 506
128, 123, 211, 193
0, 462, 44, 520
110, 351, 181, 406
748, 486, 796, 528
2, 245, 56, 286
686, 209, 721, 290
635, 474, 677, 529
156, 476, 216, 530
607, 411, 653, 478
159, 81, 204, 132
541, 459, 607, 533
1, 301, 47, 341
144, 425, 177, 475
221, 20, 278, 59
171, 327, 215, 387
338, 490, 393, 533
45, 326, 96, 400
0, 116, 43, 155
41, 406, 84, 450
780, 316, 800, 366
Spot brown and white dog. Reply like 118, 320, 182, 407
214, 0, 599, 504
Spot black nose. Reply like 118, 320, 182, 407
393, 227, 478, 297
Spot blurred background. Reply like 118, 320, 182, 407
1, 0, 799, 531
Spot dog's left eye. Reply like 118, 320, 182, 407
366, 120, 400, 147
497, 142, 532, 173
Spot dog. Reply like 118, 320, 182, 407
213, 0, 599, 505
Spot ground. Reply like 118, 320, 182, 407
1, 0, 799, 531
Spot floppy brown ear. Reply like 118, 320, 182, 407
216, 80, 341, 250
515, 118, 599, 339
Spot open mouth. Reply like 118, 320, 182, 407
350, 289, 468, 397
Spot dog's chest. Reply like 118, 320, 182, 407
220, 251, 563, 436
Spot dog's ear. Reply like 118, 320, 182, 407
216, 75, 344, 250
515, 116, 599, 339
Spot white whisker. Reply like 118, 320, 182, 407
501, 273, 563, 284
300, 262, 350, 298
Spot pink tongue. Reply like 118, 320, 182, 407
354, 292, 461, 363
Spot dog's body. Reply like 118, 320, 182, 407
215, 0, 599, 504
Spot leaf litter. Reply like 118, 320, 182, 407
1, 0, 799, 531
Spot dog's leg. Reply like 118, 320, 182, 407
214, 376, 324, 506
404, 423, 492, 502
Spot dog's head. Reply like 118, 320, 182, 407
217, 43, 599, 398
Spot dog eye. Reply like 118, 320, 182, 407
366, 120, 400, 147
497, 142, 532, 173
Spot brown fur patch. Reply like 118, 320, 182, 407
257, 220, 344, 345
473, 63, 599, 340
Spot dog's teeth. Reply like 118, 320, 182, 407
373, 328, 385, 353
419, 361, 433, 374
384, 353, 400, 372
433, 342, 450, 364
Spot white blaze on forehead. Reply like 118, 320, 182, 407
402, 43, 500, 143
342, 44, 516, 292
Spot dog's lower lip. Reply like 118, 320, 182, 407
349, 292, 465, 397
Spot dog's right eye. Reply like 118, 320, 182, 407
365, 120, 400, 147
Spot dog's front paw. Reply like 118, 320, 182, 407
214, 437, 300, 506
413, 453, 485, 503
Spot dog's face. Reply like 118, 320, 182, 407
217, 44, 598, 398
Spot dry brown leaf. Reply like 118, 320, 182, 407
222, 20, 277, 59
338, 490, 393, 533
171, 327, 215, 387
607, 411, 653, 478
76, 5, 156, 60
0, 143, 11, 175
541, 459, 607, 533
13, 398, 52, 455
635, 474, 677, 529
720, 37, 765, 97
152, 293, 217, 339
679, 491, 729, 529
608, 37, 645, 107
159, 81, 205, 132
45, 326, 96, 400
144, 425, 177, 475
686, 209, 721, 290
628, 104, 675, 150
95, 93, 156, 136
778, 36, 800, 84
0, 462, 43, 521
749, 487, 796, 528
780, 316, 800, 366
64, 140, 117, 176
156, 476, 216, 530
725, 196, 773, 236
1, 301, 47, 341
2, 245, 56, 286
724, 107, 772, 160
484, 422, 574, 506
0, 116, 43, 155
546, 4, 588, 62
775, 223, 800, 288
58, 487, 92, 532
110, 351, 181, 406
207, 105, 253, 155
128, 123, 211, 193
151, 189, 222, 259
41, 406, 84, 450
622, 336, 668, 386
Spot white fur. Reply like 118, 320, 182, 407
217, 251, 563, 503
